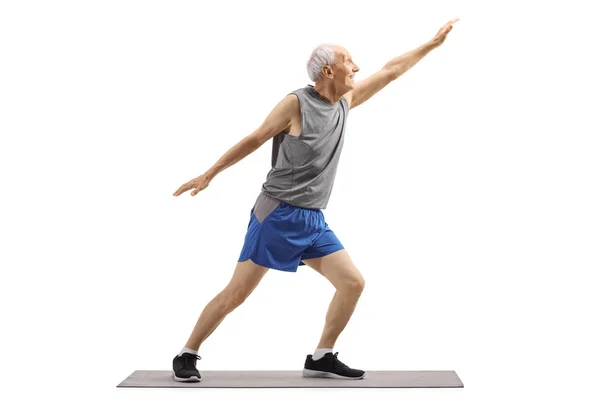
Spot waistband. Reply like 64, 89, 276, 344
259, 191, 321, 212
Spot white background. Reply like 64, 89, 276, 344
1, 0, 599, 399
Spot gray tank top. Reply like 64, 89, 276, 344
259, 84, 349, 210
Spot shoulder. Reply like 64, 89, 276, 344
281, 93, 300, 112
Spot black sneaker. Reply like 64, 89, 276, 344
172, 352, 202, 382
302, 352, 366, 379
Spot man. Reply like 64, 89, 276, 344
171, 18, 459, 382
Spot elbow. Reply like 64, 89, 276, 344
383, 65, 401, 81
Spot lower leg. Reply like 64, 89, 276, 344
316, 286, 363, 349
182, 259, 269, 351
184, 290, 234, 351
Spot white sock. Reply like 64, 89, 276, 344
312, 348, 333, 361
178, 347, 198, 356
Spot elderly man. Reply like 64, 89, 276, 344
171, 18, 459, 382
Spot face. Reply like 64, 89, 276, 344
323, 45, 360, 91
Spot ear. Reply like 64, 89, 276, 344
321, 65, 334, 79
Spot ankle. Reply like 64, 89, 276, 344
179, 347, 199, 356
312, 347, 334, 361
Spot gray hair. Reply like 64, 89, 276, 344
306, 44, 337, 82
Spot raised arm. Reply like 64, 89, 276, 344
344, 18, 459, 110
173, 94, 298, 197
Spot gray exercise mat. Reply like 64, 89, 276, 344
117, 370, 464, 388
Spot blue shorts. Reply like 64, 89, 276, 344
238, 193, 344, 273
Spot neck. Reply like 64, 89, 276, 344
313, 81, 344, 104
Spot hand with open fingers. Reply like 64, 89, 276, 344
173, 173, 211, 197
432, 17, 460, 47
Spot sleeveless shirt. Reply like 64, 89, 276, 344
260, 84, 349, 209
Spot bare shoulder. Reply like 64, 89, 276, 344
279, 94, 300, 135
267, 93, 299, 121
270, 93, 300, 118
282, 93, 300, 111
249, 93, 300, 145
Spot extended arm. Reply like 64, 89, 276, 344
345, 18, 459, 109
205, 95, 298, 179
384, 40, 438, 80
173, 95, 298, 196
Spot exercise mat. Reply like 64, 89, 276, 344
117, 370, 464, 388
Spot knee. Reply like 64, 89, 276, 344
345, 276, 365, 295
221, 287, 248, 311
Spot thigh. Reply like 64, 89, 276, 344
302, 249, 364, 290
226, 258, 270, 294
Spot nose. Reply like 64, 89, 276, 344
353, 64, 360, 73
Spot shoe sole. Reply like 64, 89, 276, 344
302, 368, 365, 380
172, 371, 201, 382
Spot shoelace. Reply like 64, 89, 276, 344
183, 354, 202, 369
330, 352, 349, 369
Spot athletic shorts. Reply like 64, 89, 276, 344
238, 192, 344, 273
